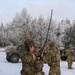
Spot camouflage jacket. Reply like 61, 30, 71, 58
47, 47, 60, 72
19, 50, 34, 75
66, 48, 74, 61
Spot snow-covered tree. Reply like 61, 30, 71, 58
58, 18, 71, 47
0, 23, 10, 46
5, 8, 32, 45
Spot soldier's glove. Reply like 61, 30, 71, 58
32, 53, 36, 61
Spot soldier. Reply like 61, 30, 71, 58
19, 39, 44, 75
66, 44, 74, 69
19, 39, 36, 75
47, 42, 61, 75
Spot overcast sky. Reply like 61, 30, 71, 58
0, 0, 75, 25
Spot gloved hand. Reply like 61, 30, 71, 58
32, 53, 36, 61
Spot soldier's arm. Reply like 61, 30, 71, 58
20, 52, 33, 63
46, 50, 52, 66
66, 49, 69, 56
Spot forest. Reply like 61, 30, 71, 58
0, 8, 75, 50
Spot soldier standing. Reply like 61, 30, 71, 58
47, 42, 61, 75
66, 44, 74, 69
19, 39, 44, 75
19, 39, 36, 75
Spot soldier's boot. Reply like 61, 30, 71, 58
70, 67, 73, 69
68, 66, 73, 69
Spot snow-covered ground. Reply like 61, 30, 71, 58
0, 48, 75, 75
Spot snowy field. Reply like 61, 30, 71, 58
0, 48, 75, 75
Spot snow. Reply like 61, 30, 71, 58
0, 48, 75, 75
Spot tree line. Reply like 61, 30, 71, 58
0, 8, 75, 49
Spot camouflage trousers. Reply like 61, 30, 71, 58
49, 72, 61, 75
21, 70, 45, 75
21, 70, 32, 75
67, 61, 73, 69
31, 72, 44, 75
49, 69, 61, 75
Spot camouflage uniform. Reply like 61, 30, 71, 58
31, 47, 45, 75
20, 50, 34, 75
47, 42, 61, 75
30, 59, 44, 75
66, 46, 74, 69
19, 38, 44, 75
43, 45, 50, 63
19, 39, 36, 75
